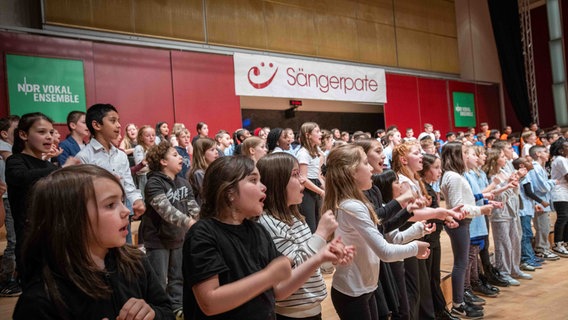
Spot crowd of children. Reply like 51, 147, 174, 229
0, 105, 567, 320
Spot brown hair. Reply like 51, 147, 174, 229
323, 144, 378, 224
200, 156, 256, 219
146, 141, 173, 172
299, 122, 321, 158
23, 165, 143, 318
257, 153, 304, 225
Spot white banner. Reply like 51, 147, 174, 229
234, 53, 386, 103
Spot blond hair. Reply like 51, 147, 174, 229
322, 144, 378, 224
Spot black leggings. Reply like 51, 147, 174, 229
554, 202, 568, 243
277, 314, 321, 320
299, 179, 322, 234
331, 287, 379, 320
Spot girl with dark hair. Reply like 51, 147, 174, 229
182, 156, 346, 320
257, 152, 353, 319
155, 121, 170, 144
191, 122, 209, 145
13, 164, 172, 319
6, 112, 80, 279
441, 142, 493, 318
550, 137, 568, 256
419, 154, 458, 320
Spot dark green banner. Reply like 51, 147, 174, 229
6, 54, 86, 123
452, 92, 476, 128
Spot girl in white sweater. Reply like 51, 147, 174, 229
440, 142, 493, 318
324, 144, 430, 320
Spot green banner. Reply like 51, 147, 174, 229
452, 92, 476, 128
6, 54, 86, 123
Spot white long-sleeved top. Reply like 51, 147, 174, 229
440, 171, 480, 218
385, 222, 427, 244
332, 199, 419, 297
258, 214, 327, 318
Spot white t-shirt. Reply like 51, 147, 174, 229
551, 156, 568, 202
296, 147, 321, 179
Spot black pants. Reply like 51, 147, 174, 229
424, 228, 447, 314
331, 287, 379, 320
390, 261, 410, 320
299, 179, 322, 234
404, 257, 435, 320
553, 201, 568, 243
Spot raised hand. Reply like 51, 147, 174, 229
315, 210, 338, 240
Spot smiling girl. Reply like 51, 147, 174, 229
6, 113, 79, 279
13, 164, 172, 319
183, 156, 343, 319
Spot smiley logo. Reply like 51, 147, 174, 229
247, 62, 278, 89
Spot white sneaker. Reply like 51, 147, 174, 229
552, 242, 568, 258
501, 274, 521, 286
513, 272, 533, 280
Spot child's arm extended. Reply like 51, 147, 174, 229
193, 256, 291, 316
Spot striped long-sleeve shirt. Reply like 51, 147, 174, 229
258, 213, 327, 318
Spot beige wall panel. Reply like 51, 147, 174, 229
133, 0, 204, 41
314, 15, 358, 61
207, 0, 267, 49
394, 0, 428, 32
263, 2, 317, 56
91, 0, 134, 32
356, 20, 397, 66
356, 0, 394, 25
262, 0, 318, 11
313, 0, 357, 19
427, 0, 457, 37
44, 0, 92, 26
396, 28, 431, 70
170, 0, 205, 41
429, 34, 459, 73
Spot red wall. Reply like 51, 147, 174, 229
1, 31, 502, 137
0, 31, 242, 138
384, 73, 501, 136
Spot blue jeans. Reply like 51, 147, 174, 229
520, 216, 536, 263
0, 200, 16, 282
146, 247, 183, 310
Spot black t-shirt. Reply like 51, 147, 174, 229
183, 218, 281, 320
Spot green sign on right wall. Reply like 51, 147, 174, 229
452, 92, 476, 128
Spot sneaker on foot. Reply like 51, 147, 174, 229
471, 281, 498, 297
520, 262, 535, 271
513, 272, 533, 280
451, 302, 484, 319
502, 274, 521, 286
464, 289, 486, 306
536, 249, 560, 260
552, 243, 568, 257
527, 260, 543, 269
0, 280, 22, 297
